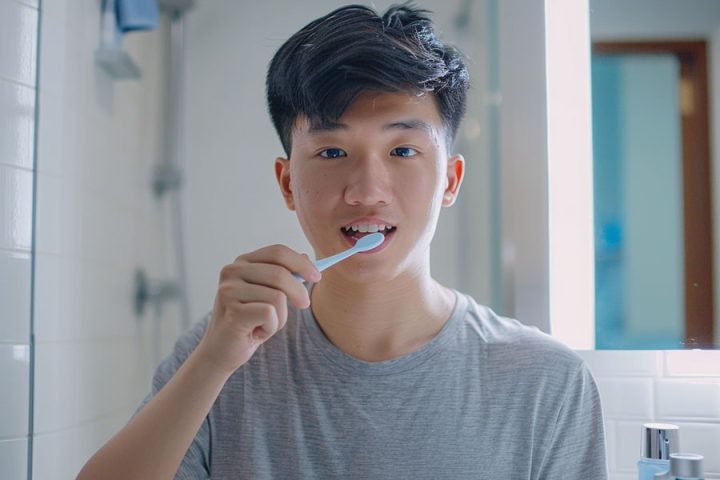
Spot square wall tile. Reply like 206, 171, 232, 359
36, 0, 67, 98
0, 164, 33, 251
35, 172, 82, 257
32, 428, 79, 480
595, 378, 654, 419
0, 344, 30, 438
0, 78, 35, 170
33, 342, 77, 434
34, 253, 78, 343
0, 0, 37, 86
34, 339, 149, 435
72, 256, 136, 341
656, 380, 720, 420
0, 249, 30, 343
0, 437, 28, 479
577, 350, 661, 378
75, 340, 137, 425
665, 350, 720, 377
35, 88, 66, 176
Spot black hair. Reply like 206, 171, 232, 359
266, 3, 469, 156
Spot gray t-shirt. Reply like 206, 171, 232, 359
139, 289, 608, 479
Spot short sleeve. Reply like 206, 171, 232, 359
535, 362, 609, 479
131, 315, 212, 480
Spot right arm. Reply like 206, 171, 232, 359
76, 245, 321, 480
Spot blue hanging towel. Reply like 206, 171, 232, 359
115, 0, 159, 33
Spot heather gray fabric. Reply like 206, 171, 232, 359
137, 288, 608, 479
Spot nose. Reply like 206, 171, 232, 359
343, 154, 393, 206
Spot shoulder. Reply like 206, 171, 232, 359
456, 291, 586, 377
153, 314, 211, 385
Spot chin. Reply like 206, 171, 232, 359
332, 257, 409, 285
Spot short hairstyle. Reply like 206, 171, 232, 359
266, 3, 470, 156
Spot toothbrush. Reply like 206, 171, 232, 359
293, 232, 385, 282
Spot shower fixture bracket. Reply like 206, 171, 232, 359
153, 163, 183, 197
134, 268, 182, 316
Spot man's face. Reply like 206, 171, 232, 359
275, 90, 464, 283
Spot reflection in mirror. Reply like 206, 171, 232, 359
590, 0, 720, 349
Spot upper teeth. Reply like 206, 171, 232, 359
343, 224, 393, 233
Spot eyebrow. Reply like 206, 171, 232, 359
307, 118, 435, 135
383, 119, 434, 133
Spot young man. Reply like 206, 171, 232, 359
78, 4, 607, 479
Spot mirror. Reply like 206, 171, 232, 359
590, 0, 720, 348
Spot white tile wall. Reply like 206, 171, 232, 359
0, 345, 30, 439
579, 350, 720, 479
656, 380, 720, 420
0, 249, 31, 343
0, 1, 36, 479
0, 164, 33, 251
0, 0, 37, 87
30, 0, 177, 478
0, 438, 28, 480
0, 78, 35, 170
665, 350, 720, 377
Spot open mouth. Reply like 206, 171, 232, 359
340, 224, 397, 245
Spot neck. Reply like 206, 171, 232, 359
309, 268, 455, 362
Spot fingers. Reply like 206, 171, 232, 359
227, 301, 280, 342
236, 262, 311, 309
226, 244, 320, 309
217, 281, 289, 330
242, 245, 321, 284
203, 245, 318, 373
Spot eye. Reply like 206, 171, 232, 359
390, 147, 418, 157
319, 148, 347, 159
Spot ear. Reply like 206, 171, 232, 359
274, 157, 295, 211
442, 154, 465, 207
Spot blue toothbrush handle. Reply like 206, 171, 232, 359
292, 248, 358, 282
314, 249, 356, 272
291, 233, 384, 282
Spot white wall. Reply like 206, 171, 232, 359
31, 1, 180, 478
498, 0, 552, 332
0, 0, 36, 477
